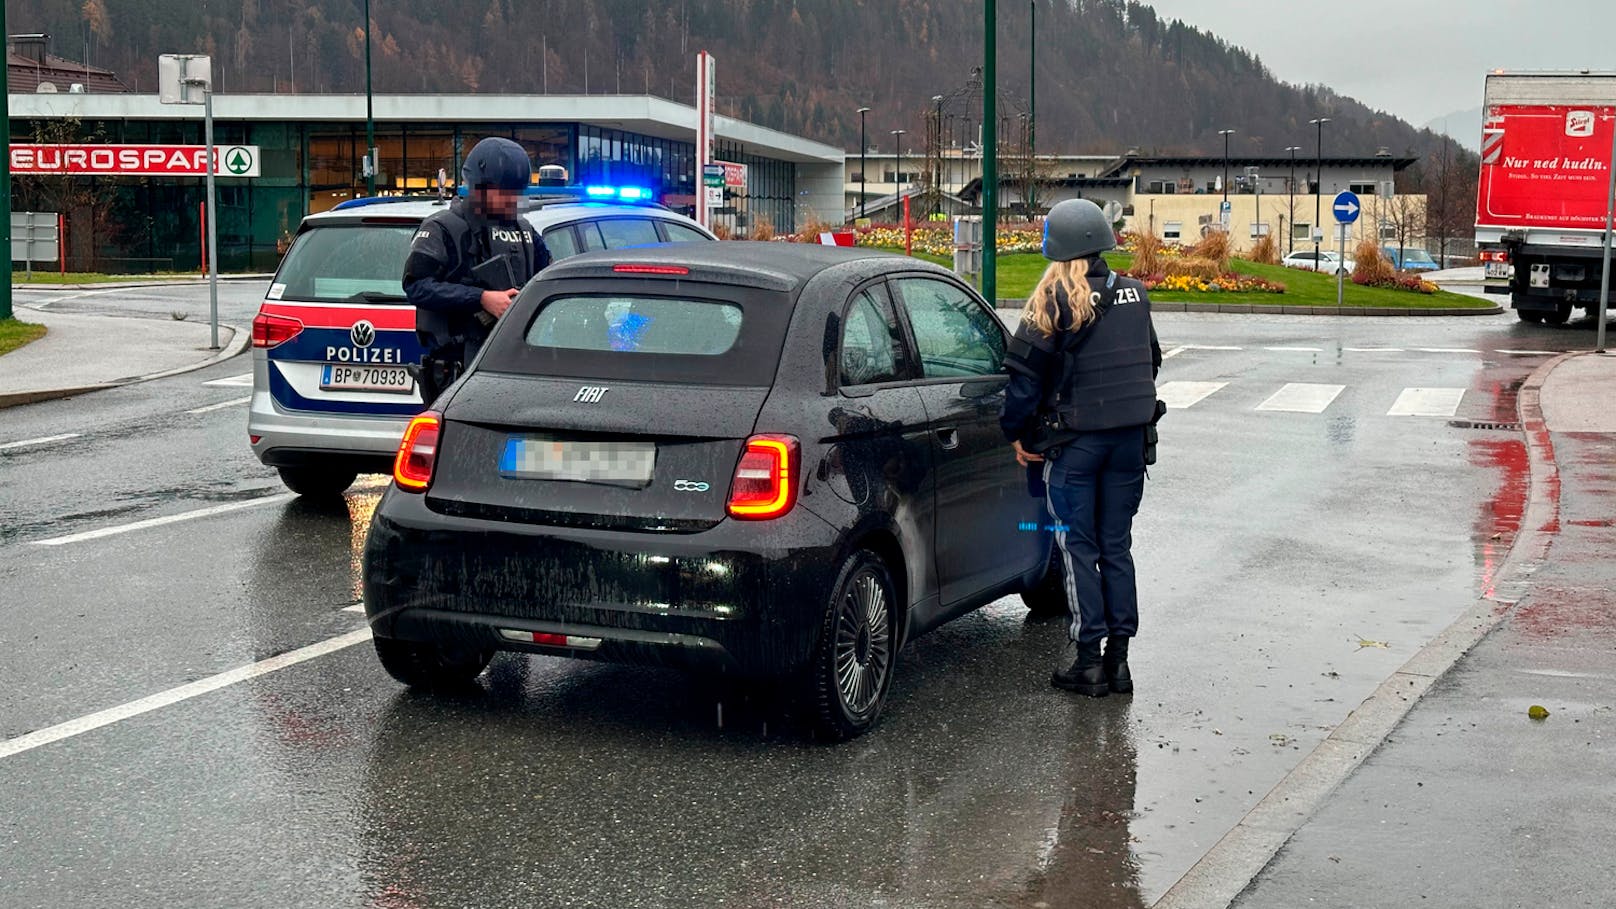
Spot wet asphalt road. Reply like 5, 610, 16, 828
0, 294, 1597, 908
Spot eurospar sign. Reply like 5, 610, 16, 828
9, 144, 261, 178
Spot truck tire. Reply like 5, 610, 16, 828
1544, 303, 1573, 326
1516, 310, 1544, 324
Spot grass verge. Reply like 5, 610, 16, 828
11, 271, 204, 285
0, 318, 48, 357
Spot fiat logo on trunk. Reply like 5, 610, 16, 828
574, 386, 609, 403
350, 320, 376, 348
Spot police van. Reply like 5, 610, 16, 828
250, 185, 716, 497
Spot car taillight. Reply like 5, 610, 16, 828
393, 412, 441, 492
252, 312, 304, 348
1480, 249, 1510, 263
727, 434, 799, 520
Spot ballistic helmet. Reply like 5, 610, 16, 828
461, 137, 532, 192
1041, 198, 1116, 261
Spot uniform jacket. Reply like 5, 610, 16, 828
1000, 259, 1162, 443
402, 198, 552, 350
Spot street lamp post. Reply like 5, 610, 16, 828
1311, 117, 1331, 264
1285, 145, 1302, 254
983, 0, 997, 302
364, 0, 376, 197
1219, 129, 1235, 207
1, 0, 12, 321
891, 128, 907, 219
857, 106, 871, 221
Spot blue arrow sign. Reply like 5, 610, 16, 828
1332, 190, 1361, 224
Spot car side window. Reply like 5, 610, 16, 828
596, 218, 662, 249
659, 221, 709, 244
840, 288, 906, 387
543, 226, 581, 260
891, 277, 1006, 378
578, 221, 606, 252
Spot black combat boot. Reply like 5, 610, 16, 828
1052, 640, 1109, 697
1103, 635, 1133, 694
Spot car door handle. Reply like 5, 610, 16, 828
936, 428, 960, 450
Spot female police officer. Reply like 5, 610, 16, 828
1000, 199, 1162, 697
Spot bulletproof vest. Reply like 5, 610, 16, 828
416, 201, 536, 350
1051, 276, 1158, 432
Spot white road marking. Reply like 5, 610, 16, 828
1416, 347, 1480, 354
0, 628, 373, 760
1157, 381, 1228, 410
203, 373, 254, 387
1161, 346, 1187, 360
1181, 345, 1243, 351
1388, 387, 1466, 417
185, 396, 252, 414
0, 433, 81, 451
1344, 347, 1404, 352
31, 493, 294, 546
341, 603, 367, 614
1495, 349, 1557, 356
15, 287, 127, 309
1263, 346, 1323, 352
1256, 383, 1346, 414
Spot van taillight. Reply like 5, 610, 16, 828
727, 434, 799, 520
252, 312, 304, 348
393, 412, 442, 492
1480, 249, 1510, 264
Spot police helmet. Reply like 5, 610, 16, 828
1041, 198, 1116, 261
461, 137, 532, 192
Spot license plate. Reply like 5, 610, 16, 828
500, 436, 656, 486
1485, 262, 1510, 279
320, 364, 414, 393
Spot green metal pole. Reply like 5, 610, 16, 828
983, 0, 997, 304
364, 0, 376, 197
1028, 0, 1034, 216
2, 0, 13, 321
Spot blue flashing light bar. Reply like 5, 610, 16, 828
454, 184, 659, 204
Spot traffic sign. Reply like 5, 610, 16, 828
1219, 199, 1232, 230
1333, 191, 1361, 224
702, 164, 724, 189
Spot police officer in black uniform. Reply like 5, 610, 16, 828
1000, 199, 1162, 697
403, 136, 551, 403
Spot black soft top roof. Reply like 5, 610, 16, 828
537, 241, 928, 292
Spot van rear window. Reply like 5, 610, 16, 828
275, 225, 415, 303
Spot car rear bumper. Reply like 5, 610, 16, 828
361, 488, 844, 677
249, 352, 413, 469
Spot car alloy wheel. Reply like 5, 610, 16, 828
809, 550, 896, 740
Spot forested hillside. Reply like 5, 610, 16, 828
13, 0, 1453, 158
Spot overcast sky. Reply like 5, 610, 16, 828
1137, 0, 1616, 127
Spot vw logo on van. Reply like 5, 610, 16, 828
350, 320, 376, 348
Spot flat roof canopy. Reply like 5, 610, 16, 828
6, 92, 845, 165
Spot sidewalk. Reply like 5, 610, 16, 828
1230, 351, 1616, 909
10, 273, 274, 292
0, 305, 247, 408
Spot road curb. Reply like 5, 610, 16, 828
0, 321, 250, 410
995, 300, 1501, 316
1151, 352, 1576, 909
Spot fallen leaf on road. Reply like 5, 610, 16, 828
1528, 705, 1550, 720
1352, 634, 1391, 651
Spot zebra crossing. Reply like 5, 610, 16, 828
1158, 379, 1472, 417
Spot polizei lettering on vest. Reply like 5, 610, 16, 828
1115, 286, 1143, 305
325, 346, 403, 363
490, 228, 526, 244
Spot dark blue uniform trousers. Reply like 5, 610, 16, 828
1042, 426, 1146, 645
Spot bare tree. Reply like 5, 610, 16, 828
1423, 137, 1477, 265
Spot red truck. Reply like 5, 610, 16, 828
1477, 71, 1616, 324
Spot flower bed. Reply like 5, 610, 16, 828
1135, 272, 1287, 294
1352, 273, 1439, 294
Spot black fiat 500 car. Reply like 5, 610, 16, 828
362, 243, 1068, 739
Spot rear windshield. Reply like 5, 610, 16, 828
480, 282, 792, 386
526, 295, 743, 356
274, 224, 414, 303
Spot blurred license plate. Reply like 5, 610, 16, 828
500, 437, 656, 486
1485, 262, 1510, 279
320, 364, 414, 393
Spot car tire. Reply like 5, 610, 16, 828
373, 637, 494, 689
1021, 546, 1069, 620
805, 550, 897, 742
1544, 303, 1573, 326
1516, 310, 1544, 324
277, 465, 359, 498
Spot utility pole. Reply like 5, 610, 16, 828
983, 0, 997, 303
1, 0, 12, 321
891, 129, 906, 215
1311, 117, 1330, 265
1219, 128, 1235, 206
1028, 0, 1036, 217
364, 0, 376, 197
858, 106, 871, 222
1285, 145, 1301, 254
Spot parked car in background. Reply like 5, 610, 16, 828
1382, 246, 1440, 273
1281, 249, 1354, 275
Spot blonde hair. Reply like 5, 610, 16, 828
1022, 258, 1099, 337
